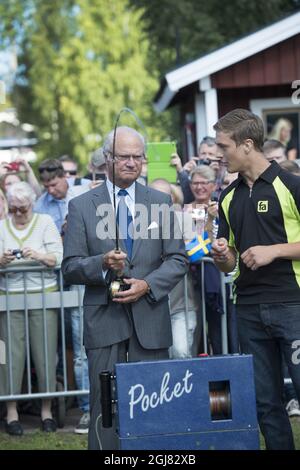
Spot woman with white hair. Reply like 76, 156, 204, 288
0, 181, 63, 436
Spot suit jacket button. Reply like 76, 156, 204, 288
130, 264, 134, 269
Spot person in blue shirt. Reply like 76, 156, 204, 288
35, 159, 89, 233
34, 159, 70, 234
35, 158, 91, 434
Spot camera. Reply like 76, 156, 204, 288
7, 162, 20, 172
192, 207, 206, 221
197, 159, 211, 166
211, 191, 219, 202
11, 249, 23, 259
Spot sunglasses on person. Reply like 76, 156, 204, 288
64, 170, 77, 176
9, 205, 31, 214
38, 166, 63, 173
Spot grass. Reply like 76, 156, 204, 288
0, 419, 299, 450
0, 431, 88, 450
292, 418, 300, 444
259, 418, 300, 450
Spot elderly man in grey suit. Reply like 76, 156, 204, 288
62, 126, 188, 450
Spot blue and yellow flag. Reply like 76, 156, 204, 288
185, 231, 212, 262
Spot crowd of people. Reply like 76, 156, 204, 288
0, 108, 300, 450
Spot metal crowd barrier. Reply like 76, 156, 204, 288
0, 264, 88, 403
0, 259, 234, 408
180, 257, 292, 388
181, 256, 233, 357
198, 256, 229, 355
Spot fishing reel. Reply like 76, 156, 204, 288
108, 249, 131, 299
109, 277, 130, 298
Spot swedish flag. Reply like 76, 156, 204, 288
185, 231, 212, 262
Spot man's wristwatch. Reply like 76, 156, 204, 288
144, 280, 151, 294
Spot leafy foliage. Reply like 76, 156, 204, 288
0, 0, 298, 164
0, 0, 167, 165
130, 0, 297, 74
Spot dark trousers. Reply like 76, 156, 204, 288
86, 327, 169, 450
281, 350, 298, 404
205, 293, 223, 354
236, 302, 300, 450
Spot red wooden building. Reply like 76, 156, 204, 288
154, 11, 300, 158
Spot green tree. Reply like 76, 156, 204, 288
129, 0, 298, 150
0, 0, 169, 165
130, 0, 298, 74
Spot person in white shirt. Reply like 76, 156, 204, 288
0, 182, 63, 436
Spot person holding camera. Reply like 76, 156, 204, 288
0, 181, 63, 436
171, 136, 222, 204
0, 158, 42, 198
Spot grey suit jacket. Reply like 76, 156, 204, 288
62, 182, 188, 350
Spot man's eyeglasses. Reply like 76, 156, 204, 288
190, 181, 214, 187
9, 205, 31, 214
65, 170, 77, 176
106, 151, 145, 163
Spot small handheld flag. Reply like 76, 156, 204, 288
185, 231, 212, 262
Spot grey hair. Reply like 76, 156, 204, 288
190, 165, 216, 183
199, 136, 216, 147
90, 147, 106, 168
103, 126, 145, 156
6, 181, 37, 205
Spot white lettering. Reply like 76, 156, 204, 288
0, 81, 6, 105
292, 339, 300, 365
141, 394, 149, 412
132, 203, 149, 239
104, 454, 139, 467
291, 80, 300, 105
94, 202, 185, 240
183, 369, 194, 393
0, 340, 5, 365
173, 381, 185, 398
160, 371, 173, 403
95, 204, 115, 240
128, 384, 144, 419
128, 369, 194, 419
149, 391, 159, 409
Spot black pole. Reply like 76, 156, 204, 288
100, 371, 112, 428
112, 115, 120, 251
